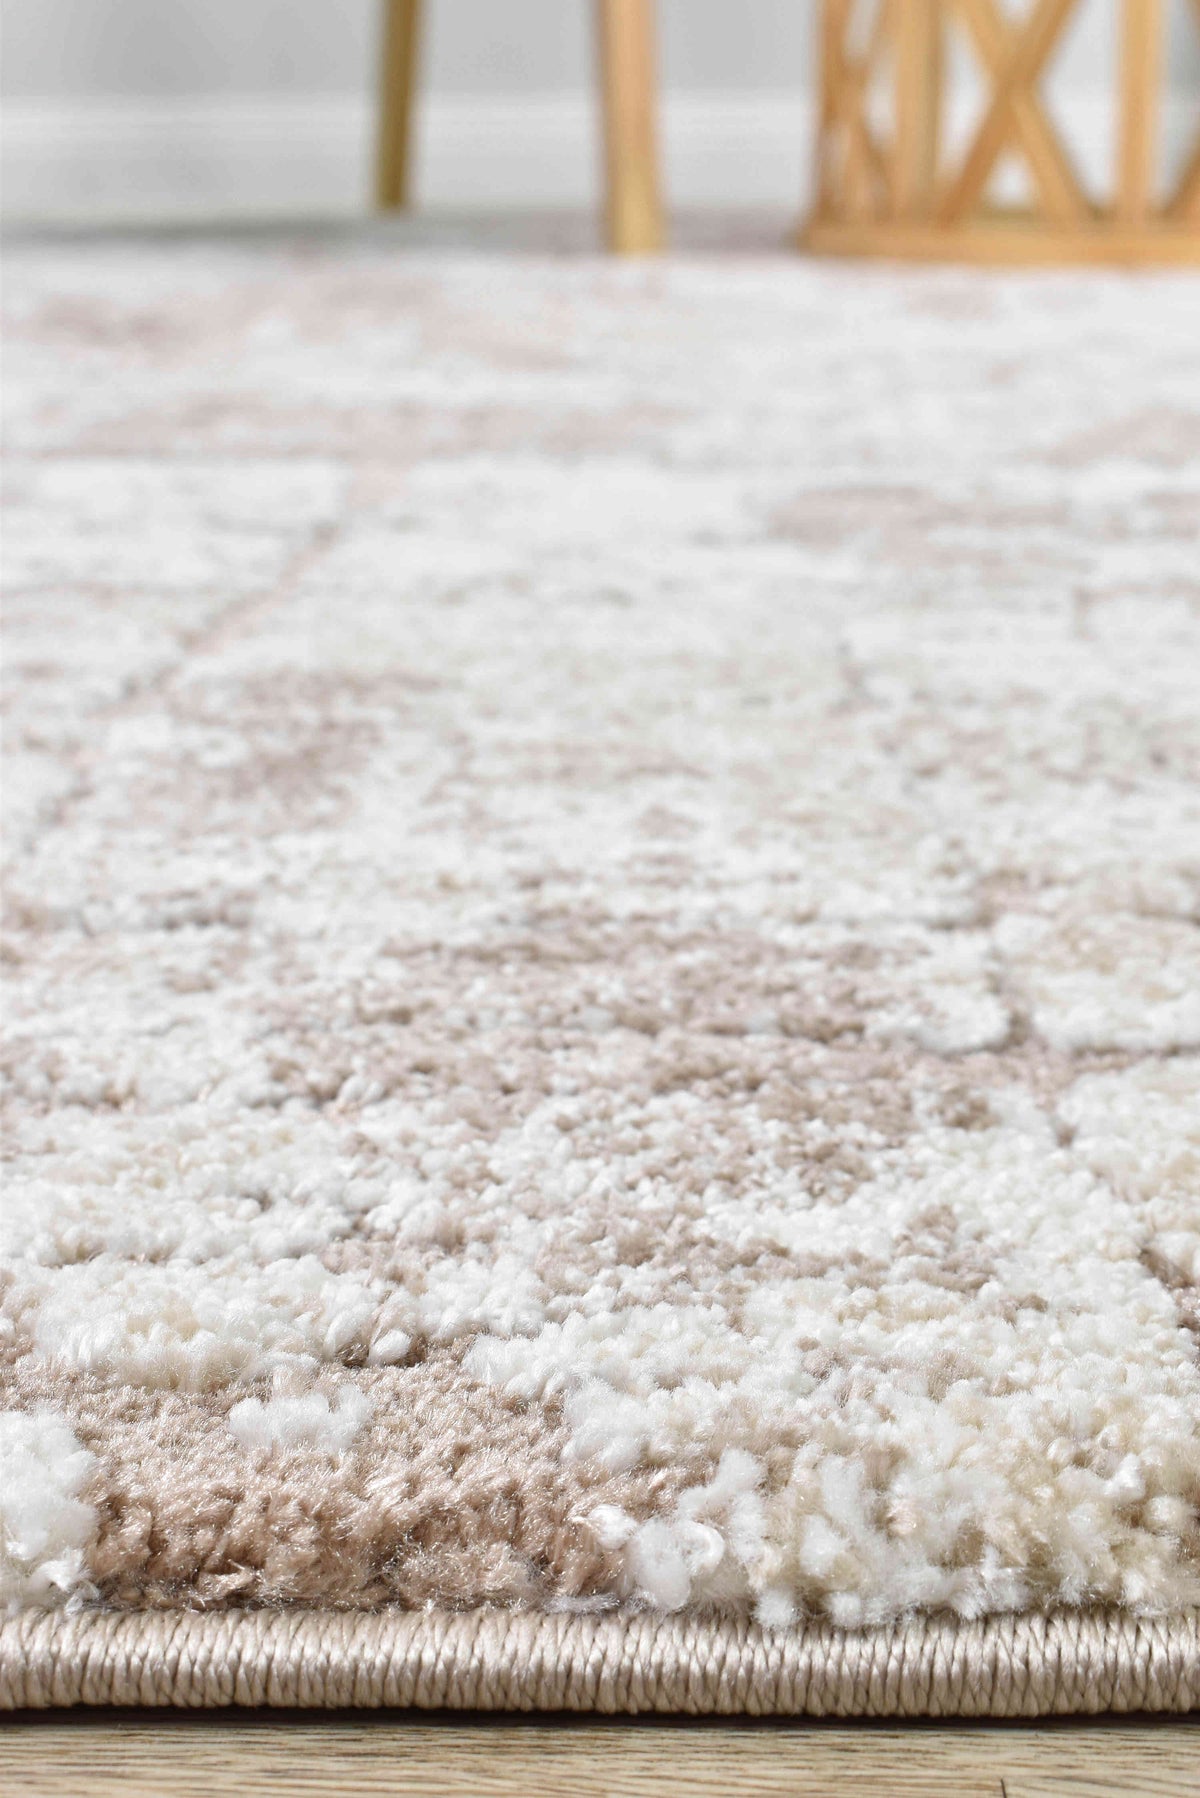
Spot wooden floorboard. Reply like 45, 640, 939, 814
2, 1712, 1197, 1796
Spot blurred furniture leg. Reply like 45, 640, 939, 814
377, 0, 422, 209
596, 0, 665, 251
376, 0, 664, 252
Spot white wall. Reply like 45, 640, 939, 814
2, 1, 815, 100
2, 1, 1197, 223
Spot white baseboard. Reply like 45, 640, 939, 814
0, 91, 812, 226
2, 88, 1195, 228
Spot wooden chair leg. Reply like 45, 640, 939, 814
595, 0, 665, 252
377, 0, 422, 210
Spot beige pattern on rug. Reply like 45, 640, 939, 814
1, 240, 1198, 1712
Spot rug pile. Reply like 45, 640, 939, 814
1, 241, 1197, 1713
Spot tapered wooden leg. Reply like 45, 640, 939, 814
376, 0, 422, 210
596, 0, 665, 253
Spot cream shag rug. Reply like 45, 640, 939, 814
2, 241, 1199, 1716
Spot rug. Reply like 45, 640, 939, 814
1, 237, 1198, 1716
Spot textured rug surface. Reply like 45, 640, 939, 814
2, 239, 1198, 1714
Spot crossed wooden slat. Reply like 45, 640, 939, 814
815, 0, 1200, 235
939, 0, 1087, 224
817, 0, 895, 220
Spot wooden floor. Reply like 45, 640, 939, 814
2, 1713, 1197, 1796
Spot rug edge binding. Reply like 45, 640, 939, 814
2, 1607, 1197, 1715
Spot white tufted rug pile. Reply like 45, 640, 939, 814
1, 239, 1198, 1713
